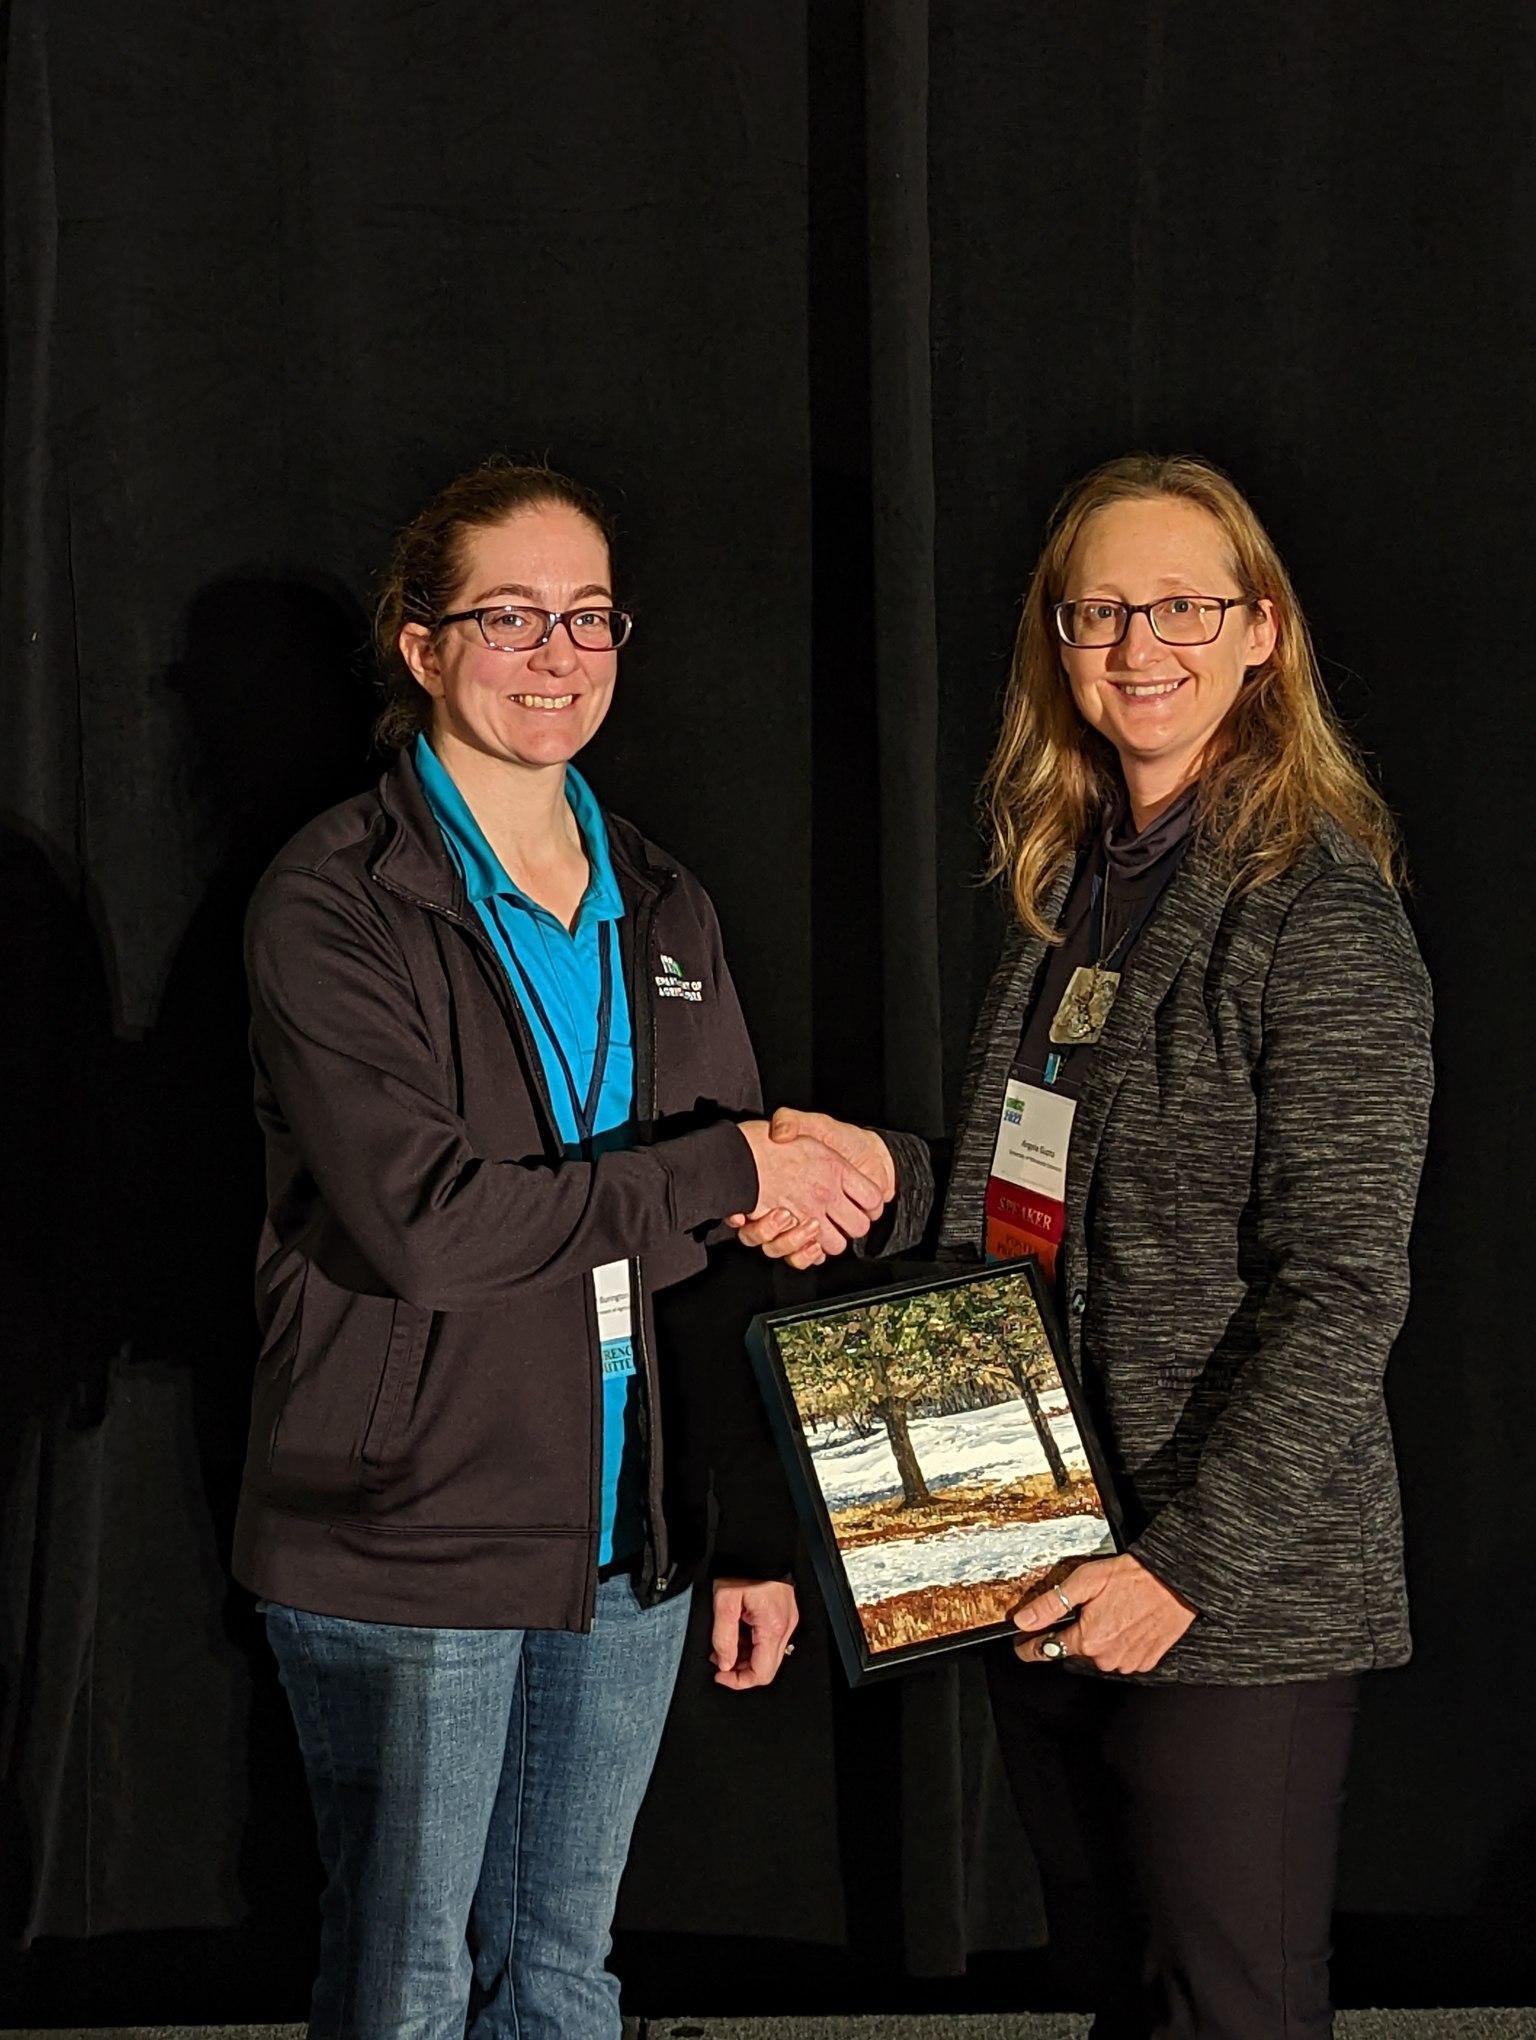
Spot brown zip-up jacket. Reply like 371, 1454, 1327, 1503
231, 749, 777, 1631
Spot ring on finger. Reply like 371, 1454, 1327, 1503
1052, 1582, 1074, 1617
1040, 1634, 1069, 1662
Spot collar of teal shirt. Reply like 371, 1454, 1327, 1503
412, 733, 625, 931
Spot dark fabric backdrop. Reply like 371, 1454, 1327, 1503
4, 0, 1535, 2021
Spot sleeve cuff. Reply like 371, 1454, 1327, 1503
855, 1128, 936, 1258
1129, 1508, 1252, 1626
661, 1119, 760, 1235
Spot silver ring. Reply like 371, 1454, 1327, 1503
1052, 1583, 1074, 1617
1040, 1635, 1068, 1661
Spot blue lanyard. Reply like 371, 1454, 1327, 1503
501, 918, 617, 1151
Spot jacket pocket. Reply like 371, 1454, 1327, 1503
359, 1299, 434, 1475
264, 1269, 431, 1498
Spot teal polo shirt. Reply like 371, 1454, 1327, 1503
414, 735, 641, 1567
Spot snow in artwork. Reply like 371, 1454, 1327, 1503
845, 1510, 1113, 1605
808, 1393, 1088, 1512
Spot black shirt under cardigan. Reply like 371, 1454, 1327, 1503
1013, 783, 1199, 1104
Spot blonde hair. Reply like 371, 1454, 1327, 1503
981, 453, 1402, 938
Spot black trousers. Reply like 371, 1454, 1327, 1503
985, 1648, 1362, 2039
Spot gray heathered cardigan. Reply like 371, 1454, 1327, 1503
880, 817, 1434, 1685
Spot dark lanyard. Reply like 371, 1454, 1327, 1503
1042, 843, 1189, 1089
500, 916, 616, 1151
1089, 836, 1190, 974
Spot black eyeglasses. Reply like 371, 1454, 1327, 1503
1053, 595, 1252, 649
432, 603, 634, 652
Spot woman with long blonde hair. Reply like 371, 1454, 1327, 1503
739, 454, 1433, 2036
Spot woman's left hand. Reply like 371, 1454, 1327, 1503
710, 1578, 800, 1690
1011, 1553, 1196, 1675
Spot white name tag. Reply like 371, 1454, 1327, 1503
593, 1259, 636, 1380
985, 1077, 1076, 1279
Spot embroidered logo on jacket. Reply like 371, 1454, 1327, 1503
655, 953, 704, 1002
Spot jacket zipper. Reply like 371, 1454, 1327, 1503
627, 871, 677, 1605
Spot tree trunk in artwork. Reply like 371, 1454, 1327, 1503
1013, 1364, 1071, 1489
876, 1398, 933, 1507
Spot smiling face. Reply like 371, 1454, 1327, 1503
399, 500, 619, 772
1058, 495, 1276, 797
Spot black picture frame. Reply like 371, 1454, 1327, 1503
746, 1259, 1123, 1687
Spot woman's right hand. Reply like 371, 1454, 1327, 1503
734, 1118, 887, 1261
732, 1110, 896, 1267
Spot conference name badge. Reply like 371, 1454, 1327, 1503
984, 1076, 1075, 1281
593, 1259, 636, 1381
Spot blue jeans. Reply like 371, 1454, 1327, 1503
264, 1575, 692, 2040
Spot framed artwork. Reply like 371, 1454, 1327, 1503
746, 1260, 1120, 1685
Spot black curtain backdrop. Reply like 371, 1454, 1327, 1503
3, 0, 1534, 2022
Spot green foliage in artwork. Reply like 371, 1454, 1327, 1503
776, 1275, 1057, 1426
777, 1274, 1070, 1509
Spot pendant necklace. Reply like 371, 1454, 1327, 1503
1044, 791, 1195, 1078
1048, 866, 1130, 1051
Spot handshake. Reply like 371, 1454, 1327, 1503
730, 1108, 896, 1271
